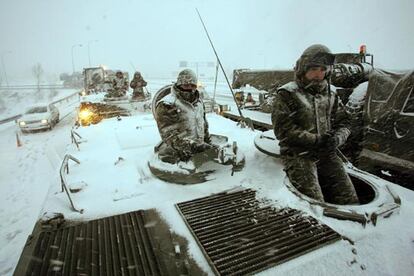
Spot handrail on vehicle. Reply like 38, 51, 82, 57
59, 154, 83, 213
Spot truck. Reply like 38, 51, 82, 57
82, 66, 106, 94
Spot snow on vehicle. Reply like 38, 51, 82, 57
13, 83, 414, 274
17, 103, 60, 133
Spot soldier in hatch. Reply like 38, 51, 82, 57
272, 44, 359, 205
154, 69, 214, 164
130, 71, 148, 100
108, 71, 128, 97
245, 92, 256, 104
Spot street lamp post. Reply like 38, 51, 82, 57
87, 40, 98, 66
1, 51, 12, 88
71, 44, 83, 74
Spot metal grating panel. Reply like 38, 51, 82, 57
176, 189, 342, 276
22, 210, 163, 275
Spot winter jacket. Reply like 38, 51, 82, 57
130, 76, 147, 91
112, 77, 128, 91
272, 81, 350, 157
155, 85, 210, 162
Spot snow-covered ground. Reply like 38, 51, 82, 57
0, 111, 77, 275
1, 81, 414, 275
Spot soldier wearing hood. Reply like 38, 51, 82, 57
154, 69, 213, 164
272, 44, 359, 204
130, 71, 148, 100
109, 71, 128, 97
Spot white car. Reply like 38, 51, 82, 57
18, 103, 60, 133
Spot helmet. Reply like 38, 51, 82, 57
176, 69, 197, 87
134, 71, 141, 78
116, 71, 123, 77
295, 44, 335, 78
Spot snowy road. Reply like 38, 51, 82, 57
0, 108, 76, 275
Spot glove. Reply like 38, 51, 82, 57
316, 131, 339, 152
315, 132, 333, 147
194, 142, 215, 153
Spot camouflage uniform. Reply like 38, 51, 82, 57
154, 69, 211, 164
272, 44, 359, 204
130, 72, 148, 100
109, 72, 128, 97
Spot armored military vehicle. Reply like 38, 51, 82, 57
14, 83, 412, 276
77, 68, 149, 126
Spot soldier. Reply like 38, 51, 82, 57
235, 91, 245, 106
154, 69, 213, 164
272, 44, 359, 205
245, 92, 256, 104
130, 71, 148, 100
109, 71, 128, 97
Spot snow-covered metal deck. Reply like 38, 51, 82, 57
176, 188, 342, 275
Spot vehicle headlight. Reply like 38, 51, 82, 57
41, 119, 48, 124
79, 109, 93, 120
19, 121, 26, 126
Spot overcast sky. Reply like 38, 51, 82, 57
1, 0, 413, 81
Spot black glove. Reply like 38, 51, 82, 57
316, 131, 339, 152
316, 132, 332, 147
194, 142, 215, 153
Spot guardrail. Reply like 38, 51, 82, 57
51, 91, 80, 106
0, 84, 81, 90
59, 154, 83, 213
0, 114, 22, 125
0, 91, 80, 125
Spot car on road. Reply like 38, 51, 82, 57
17, 103, 60, 133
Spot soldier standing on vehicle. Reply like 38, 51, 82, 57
272, 44, 359, 204
130, 71, 148, 100
154, 69, 213, 164
109, 71, 128, 97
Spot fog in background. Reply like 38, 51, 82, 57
1, 0, 413, 82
